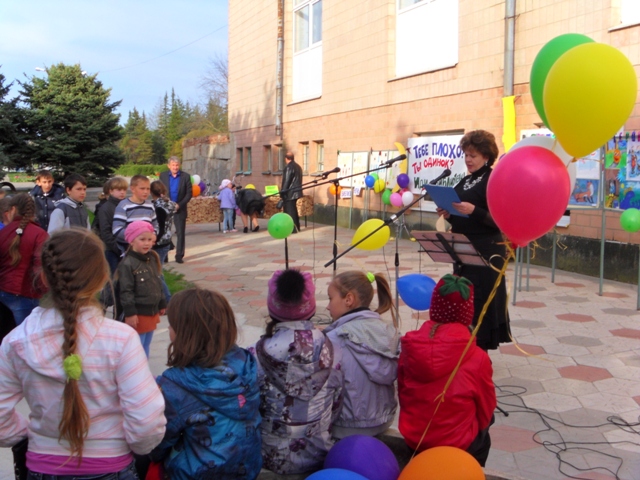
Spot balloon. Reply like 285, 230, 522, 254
487, 146, 570, 247
371, 172, 379, 180
324, 435, 400, 480
330, 184, 343, 196
397, 274, 437, 311
267, 213, 294, 239
191, 174, 201, 185
198, 181, 206, 194
509, 135, 576, 188
390, 192, 403, 207
530, 34, 594, 127
374, 179, 386, 193
397, 173, 410, 189
192, 184, 200, 197
398, 446, 484, 480
620, 208, 640, 233
544, 42, 638, 159
245, 184, 256, 189
382, 189, 392, 205
402, 191, 414, 207
365, 175, 376, 188
306, 469, 369, 480
351, 219, 391, 250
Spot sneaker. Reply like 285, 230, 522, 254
223, 230, 228, 234
243, 227, 249, 233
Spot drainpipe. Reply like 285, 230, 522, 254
504, 0, 516, 97
276, 0, 284, 139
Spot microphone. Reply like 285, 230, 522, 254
321, 167, 340, 178
428, 169, 452, 185
383, 154, 407, 166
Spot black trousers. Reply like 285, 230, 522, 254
283, 198, 300, 231
173, 210, 187, 260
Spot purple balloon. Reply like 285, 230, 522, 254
198, 181, 206, 193
324, 435, 400, 480
397, 173, 410, 189
307, 469, 369, 480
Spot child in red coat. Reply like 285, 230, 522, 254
398, 274, 496, 466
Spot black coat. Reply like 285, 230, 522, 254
281, 161, 303, 200
159, 170, 192, 215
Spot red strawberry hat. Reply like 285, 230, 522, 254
429, 274, 475, 326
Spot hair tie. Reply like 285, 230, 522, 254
366, 272, 375, 283
15, 228, 23, 236
63, 354, 83, 381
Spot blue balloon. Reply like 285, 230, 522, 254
306, 469, 369, 480
397, 273, 437, 311
325, 435, 400, 480
365, 175, 376, 188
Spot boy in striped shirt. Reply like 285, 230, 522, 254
112, 175, 159, 252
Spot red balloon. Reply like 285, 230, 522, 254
487, 146, 570, 247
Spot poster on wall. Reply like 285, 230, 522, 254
406, 134, 465, 211
605, 135, 640, 210
337, 152, 353, 187
351, 152, 369, 189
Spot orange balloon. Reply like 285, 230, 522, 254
330, 184, 342, 196
192, 184, 201, 197
398, 446, 485, 480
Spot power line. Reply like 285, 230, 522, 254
103, 24, 227, 73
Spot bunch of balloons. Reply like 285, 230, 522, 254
190, 174, 206, 197
530, 34, 637, 159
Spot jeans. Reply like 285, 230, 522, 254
139, 331, 154, 358
27, 460, 139, 480
105, 250, 121, 276
0, 291, 39, 325
222, 208, 234, 231
153, 244, 172, 304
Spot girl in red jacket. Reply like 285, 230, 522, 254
0, 193, 48, 326
398, 274, 496, 466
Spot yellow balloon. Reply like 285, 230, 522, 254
544, 43, 637, 159
374, 178, 386, 193
351, 219, 391, 250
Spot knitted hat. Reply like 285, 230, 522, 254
267, 269, 316, 322
429, 274, 475, 326
219, 179, 231, 190
124, 221, 155, 244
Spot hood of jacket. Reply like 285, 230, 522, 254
161, 346, 260, 422
256, 321, 335, 401
400, 320, 476, 383
324, 309, 399, 358
58, 196, 83, 209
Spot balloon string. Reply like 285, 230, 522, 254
410, 248, 510, 459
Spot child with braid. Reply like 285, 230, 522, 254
324, 270, 399, 439
0, 193, 48, 325
398, 274, 496, 466
0, 229, 166, 477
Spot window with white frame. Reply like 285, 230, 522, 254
293, 0, 322, 102
621, 0, 640, 25
301, 142, 309, 174
316, 141, 324, 172
396, 0, 458, 78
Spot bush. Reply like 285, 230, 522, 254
114, 164, 169, 177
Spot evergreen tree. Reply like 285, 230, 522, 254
120, 108, 155, 164
19, 63, 124, 184
0, 70, 26, 170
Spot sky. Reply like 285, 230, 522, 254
0, 0, 228, 123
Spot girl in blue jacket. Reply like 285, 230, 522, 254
149, 287, 262, 479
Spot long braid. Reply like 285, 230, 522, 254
40, 230, 109, 459
8, 193, 36, 267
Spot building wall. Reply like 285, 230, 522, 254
228, 0, 640, 244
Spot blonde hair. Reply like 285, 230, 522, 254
130, 175, 150, 187
109, 176, 129, 191
331, 271, 397, 329
40, 229, 110, 459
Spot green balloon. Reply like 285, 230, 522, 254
371, 172, 379, 180
620, 208, 640, 233
530, 34, 594, 128
382, 189, 392, 205
268, 212, 295, 239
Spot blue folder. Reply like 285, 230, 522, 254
424, 185, 468, 217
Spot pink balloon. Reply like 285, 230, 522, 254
390, 192, 403, 207
487, 146, 570, 247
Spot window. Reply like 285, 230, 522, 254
301, 142, 309, 174
274, 144, 285, 172
263, 145, 272, 174
396, 0, 458, 78
244, 147, 252, 173
622, 0, 640, 25
293, 0, 322, 102
236, 148, 243, 174
316, 141, 324, 172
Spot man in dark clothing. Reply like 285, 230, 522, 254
280, 152, 303, 232
159, 156, 192, 263
29, 170, 65, 231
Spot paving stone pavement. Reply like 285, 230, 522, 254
1, 219, 640, 479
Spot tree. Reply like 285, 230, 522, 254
0, 70, 26, 170
120, 109, 155, 164
198, 54, 228, 133
19, 63, 124, 184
